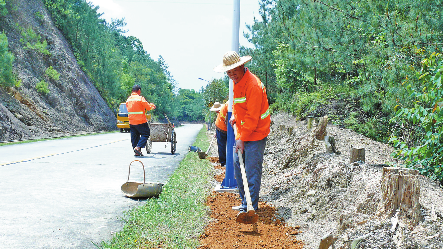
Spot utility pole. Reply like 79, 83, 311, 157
219, 0, 240, 190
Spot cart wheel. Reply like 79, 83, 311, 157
171, 131, 177, 154
146, 136, 152, 154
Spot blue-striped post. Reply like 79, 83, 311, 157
220, 0, 240, 189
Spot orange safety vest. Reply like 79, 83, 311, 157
215, 104, 228, 132
126, 92, 156, 125
233, 68, 271, 141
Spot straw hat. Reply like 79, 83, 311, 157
210, 102, 222, 112
213, 51, 252, 72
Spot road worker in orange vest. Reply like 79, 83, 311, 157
126, 84, 156, 156
210, 101, 228, 166
214, 51, 271, 214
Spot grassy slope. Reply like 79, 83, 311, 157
102, 126, 212, 248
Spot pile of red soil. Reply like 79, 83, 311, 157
198, 160, 303, 248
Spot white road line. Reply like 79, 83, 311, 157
0, 139, 128, 166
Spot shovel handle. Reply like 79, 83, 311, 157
238, 151, 254, 212
206, 136, 216, 155
127, 160, 146, 184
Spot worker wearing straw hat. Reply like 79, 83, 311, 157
210, 101, 228, 167
214, 51, 271, 213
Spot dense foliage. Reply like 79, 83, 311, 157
390, 53, 443, 183
0, 0, 7, 16
175, 89, 205, 122
0, 32, 15, 87
243, 0, 443, 134
0, 0, 16, 88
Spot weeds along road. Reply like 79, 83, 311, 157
0, 124, 202, 249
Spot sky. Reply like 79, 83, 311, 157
86, 0, 262, 91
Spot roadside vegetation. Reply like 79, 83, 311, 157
101, 127, 212, 248
0, 0, 16, 88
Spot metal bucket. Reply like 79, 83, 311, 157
121, 160, 164, 198
198, 151, 207, 159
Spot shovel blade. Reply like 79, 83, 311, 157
236, 210, 259, 224
198, 151, 207, 159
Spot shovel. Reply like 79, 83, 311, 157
198, 136, 215, 159
235, 150, 259, 224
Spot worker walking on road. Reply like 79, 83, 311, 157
126, 84, 156, 156
210, 101, 228, 167
214, 51, 271, 213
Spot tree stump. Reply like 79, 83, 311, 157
378, 167, 420, 225
325, 136, 339, 154
350, 147, 365, 163
313, 116, 328, 140
319, 232, 336, 249
307, 116, 314, 130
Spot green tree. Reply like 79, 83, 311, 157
0, 32, 15, 87
36, 80, 50, 94
202, 78, 229, 107
390, 52, 443, 183
176, 89, 205, 122
242, 0, 279, 103
19, 28, 51, 55
45, 66, 60, 81
0, 0, 8, 16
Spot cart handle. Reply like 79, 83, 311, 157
164, 114, 173, 127
127, 160, 146, 184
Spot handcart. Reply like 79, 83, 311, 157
146, 114, 177, 154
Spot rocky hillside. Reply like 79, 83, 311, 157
0, 0, 116, 141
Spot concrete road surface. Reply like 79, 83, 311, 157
0, 124, 202, 248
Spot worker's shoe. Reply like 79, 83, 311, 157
232, 205, 246, 212
133, 147, 143, 156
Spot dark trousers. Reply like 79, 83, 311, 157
216, 129, 227, 166
233, 137, 267, 211
130, 123, 150, 149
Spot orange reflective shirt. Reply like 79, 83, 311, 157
126, 92, 156, 125
215, 104, 228, 132
233, 68, 271, 141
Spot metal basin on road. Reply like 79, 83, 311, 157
121, 160, 164, 198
